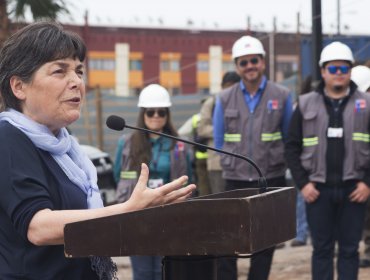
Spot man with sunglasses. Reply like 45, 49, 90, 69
213, 35, 293, 280
285, 42, 370, 280
352, 65, 370, 269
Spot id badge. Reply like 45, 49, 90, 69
327, 127, 343, 138
148, 178, 164, 189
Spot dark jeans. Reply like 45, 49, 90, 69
218, 176, 286, 280
363, 198, 370, 260
306, 184, 367, 280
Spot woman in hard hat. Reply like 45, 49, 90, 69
114, 84, 192, 280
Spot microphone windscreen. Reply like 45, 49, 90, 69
106, 115, 126, 131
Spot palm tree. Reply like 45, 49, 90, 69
0, 0, 69, 45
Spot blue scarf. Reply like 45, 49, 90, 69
0, 109, 104, 209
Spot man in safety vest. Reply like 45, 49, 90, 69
213, 35, 293, 280
285, 42, 370, 280
351, 64, 370, 269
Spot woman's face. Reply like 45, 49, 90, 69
12, 58, 85, 134
143, 108, 168, 132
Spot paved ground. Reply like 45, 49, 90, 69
113, 241, 370, 279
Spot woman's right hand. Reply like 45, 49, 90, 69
126, 163, 196, 211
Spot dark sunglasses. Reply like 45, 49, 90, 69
238, 57, 260, 67
327, 65, 350, 74
145, 108, 167, 118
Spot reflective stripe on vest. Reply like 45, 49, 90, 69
192, 114, 208, 159
303, 137, 319, 147
261, 132, 282, 142
192, 114, 200, 128
353, 132, 370, 142
224, 133, 241, 142
195, 151, 208, 159
120, 171, 137, 179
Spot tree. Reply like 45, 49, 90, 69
0, 0, 69, 45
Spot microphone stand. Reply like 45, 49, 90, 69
124, 123, 268, 193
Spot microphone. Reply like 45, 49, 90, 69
106, 115, 267, 192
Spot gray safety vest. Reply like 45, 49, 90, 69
116, 134, 189, 202
219, 81, 290, 181
299, 90, 370, 183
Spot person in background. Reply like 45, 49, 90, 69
197, 71, 240, 279
197, 71, 240, 194
178, 99, 210, 196
0, 22, 195, 280
351, 64, 370, 268
285, 42, 370, 280
213, 35, 293, 280
290, 75, 313, 247
114, 84, 193, 280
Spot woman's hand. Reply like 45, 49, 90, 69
126, 163, 196, 211
27, 164, 195, 246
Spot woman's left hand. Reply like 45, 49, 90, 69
126, 163, 196, 211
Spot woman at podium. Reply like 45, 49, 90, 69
0, 22, 195, 280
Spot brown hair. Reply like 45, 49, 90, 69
128, 108, 178, 173
0, 21, 86, 111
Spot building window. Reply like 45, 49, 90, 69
129, 87, 142, 96
130, 59, 142, 71
161, 60, 170, 71
169, 87, 181, 95
276, 55, 299, 81
197, 60, 209, 72
101, 88, 115, 95
222, 61, 235, 72
161, 60, 180, 72
277, 61, 298, 78
89, 59, 115, 71
170, 61, 180, 71
198, 87, 210, 94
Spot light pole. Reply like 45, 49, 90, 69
312, 0, 323, 83
337, 0, 341, 35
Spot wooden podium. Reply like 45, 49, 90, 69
64, 187, 296, 278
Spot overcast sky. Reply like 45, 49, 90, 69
60, 0, 369, 35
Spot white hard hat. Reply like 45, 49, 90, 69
351, 65, 370, 92
319, 41, 354, 67
137, 84, 172, 108
232, 36, 265, 59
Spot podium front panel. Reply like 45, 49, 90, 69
64, 187, 296, 257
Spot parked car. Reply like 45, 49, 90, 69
80, 145, 116, 206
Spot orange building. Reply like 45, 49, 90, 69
65, 24, 300, 96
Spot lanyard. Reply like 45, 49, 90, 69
151, 138, 163, 176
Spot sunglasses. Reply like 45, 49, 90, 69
238, 57, 260, 68
327, 65, 350, 74
145, 108, 167, 118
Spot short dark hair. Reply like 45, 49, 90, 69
221, 71, 240, 88
0, 21, 86, 111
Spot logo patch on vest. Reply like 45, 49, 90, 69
176, 142, 185, 152
267, 99, 279, 112
355, 99, 366, 112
